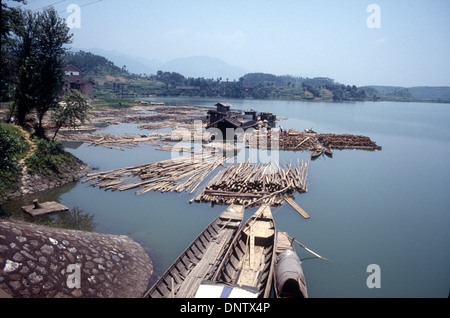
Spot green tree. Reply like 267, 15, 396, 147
34, 8, 72, 136
0, 1, 25, 102
10, 9, 38, 125
10, 7, 72, 136
51, 91, 90, 140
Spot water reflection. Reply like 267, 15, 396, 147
53, 206, 96, 231
1, 183, 96, 232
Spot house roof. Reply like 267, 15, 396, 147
210, 117, 257, 129
215, 102, 232, 107
240, 119, 258, 129
62, 64, 84, 73
223, 117, 242, 128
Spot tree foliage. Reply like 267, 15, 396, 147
0, 1, 25, 101
0, 124, 29, 196
3, 4, 72, 136
0, 124, 28, 171
51, 91, 90, 140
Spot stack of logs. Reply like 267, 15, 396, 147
252, 129, 381, 151
317, 133, 382, 150
191, 160, 309, 207
83, 152, 225, 194
246, 130, 316, 151
276, 132, 317, 150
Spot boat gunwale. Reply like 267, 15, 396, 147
144, 204, 245, 298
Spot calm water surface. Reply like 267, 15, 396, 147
3, 98, 449, 297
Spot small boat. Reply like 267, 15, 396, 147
311, 147, 323, 159
274, 231, 308, 298
143, 204, 245, 298
323, 147, 333, 157
203, 204, 276, 298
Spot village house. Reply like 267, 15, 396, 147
62, 64, 95, 98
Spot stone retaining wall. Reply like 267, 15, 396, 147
1, 161, 91, 202
0, 218, 153, 298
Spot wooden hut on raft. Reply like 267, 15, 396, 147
206, 102, 275, 139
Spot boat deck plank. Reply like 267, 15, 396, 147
176, 231, 233, 298
237, 245, 265, 287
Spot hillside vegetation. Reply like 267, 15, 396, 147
64, 50, 450, 103
0, 124, 30, 197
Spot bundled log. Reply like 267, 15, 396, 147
192, 160, 309, 207
317, 133, 382, 150
249, 129, 381, 152
249, 130, 317, 151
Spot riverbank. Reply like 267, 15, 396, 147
0, 124, 91, 203
1, 160, 90, 203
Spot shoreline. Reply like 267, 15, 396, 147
1, 159, 91, 204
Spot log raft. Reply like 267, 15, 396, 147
85, 152, 309, 208
84, 152, 225, 195
63, 132, 164, 150
253, 130, 381, 152
192, 160, 309, 207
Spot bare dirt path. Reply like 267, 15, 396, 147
15, 125, 37, 164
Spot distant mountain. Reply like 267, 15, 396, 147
369, 85, 450, 102
407, 86, 450, 101
71, 48, 247, 80
160, 56, 247, 80
75, 47, 162, 75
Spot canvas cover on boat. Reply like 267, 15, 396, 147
275, 249, 307, 297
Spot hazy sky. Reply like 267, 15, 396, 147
8, 0, 450, 87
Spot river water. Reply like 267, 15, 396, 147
3, 97, 449, 298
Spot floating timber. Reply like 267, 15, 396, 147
84, 152, 225, 195
22, 199, 69, 217
63, 132, 163, 150
207, 205, 276, 298
274, 231, 308, 298
193, 160, 309, 207
143, 204, 245, 298
284, 197, 310, 219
